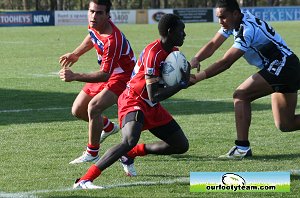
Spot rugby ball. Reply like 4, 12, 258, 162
162, 51, 188, 86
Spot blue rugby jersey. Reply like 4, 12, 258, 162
218, 10, 293, 73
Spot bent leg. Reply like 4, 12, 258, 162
72, 90, 93, 122
88, 88, 118, 145
95, 117, 143, 171
233, 73, 273, 141
272, 92, 300, 132
147, 120, 189, 155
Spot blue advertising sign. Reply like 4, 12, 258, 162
244, 6, 300, 21
0, 11, 54, 27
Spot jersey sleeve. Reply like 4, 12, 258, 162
232, 24, 254, 52
218, 27, 232, 38
143, 49, 162, 77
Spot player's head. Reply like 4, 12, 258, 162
216, 0, 241, 13
90, 0, 112, 13
88, 0, 112, 29
158, 14, 186, 48
215, 0, 242, 30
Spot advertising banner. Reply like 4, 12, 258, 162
174, 8, 213, 23
111, 10, 136, 24
0, 11, 54, 27
244, 6, 300, 21
55, 10, 136, 26
190, 172, 290, 193
55, 11, 87, 26
148, 9, 173, 24
213, 6, 300, 22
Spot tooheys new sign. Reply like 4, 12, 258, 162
0, 11, 54, 27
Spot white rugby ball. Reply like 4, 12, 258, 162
162, 51, 188, 87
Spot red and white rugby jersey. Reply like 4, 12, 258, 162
125, 39, 178, 107
88, 20, 136, 75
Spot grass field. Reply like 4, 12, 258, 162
0, 21, 300, 198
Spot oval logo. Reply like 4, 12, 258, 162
222, 173, 246, 186
152, 12, 165, 22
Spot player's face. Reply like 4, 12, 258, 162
88, 2, 110, 29
170, 21, 186, 47
216, 8, 239, 30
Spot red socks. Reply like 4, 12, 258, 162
79, 164, 101, 182
127, 144, 147, 158
87, 144, 99, 157
103, 116, 114, 132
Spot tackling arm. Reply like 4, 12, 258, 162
190, 32, 227, 71
194, 47, 245, 82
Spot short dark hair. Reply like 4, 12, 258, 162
158, 14, 181, 37
216, 0, 241, 12
90, 0, 112, 13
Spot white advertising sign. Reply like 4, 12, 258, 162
55, 10, 136, 26
148, 9, 173, 24
111, 10, 136, 24
55, 11, 87, 26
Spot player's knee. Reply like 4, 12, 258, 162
233, 89, 251, 101
71, 106, 84, 119
177, 139, 189, 154
71, 107, 79, 118
87, 103, 103, 117
122, 137, 139, 151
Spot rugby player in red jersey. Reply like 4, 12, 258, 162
59, 0, 136, 164
73, 13, 192, 189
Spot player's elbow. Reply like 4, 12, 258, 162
151, 95, 160, 103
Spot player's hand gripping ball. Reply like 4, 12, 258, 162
162, 51, 188, 87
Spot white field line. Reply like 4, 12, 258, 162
0, 107, 69, 113
0, 177, 189, 198
1, 171, 299, 197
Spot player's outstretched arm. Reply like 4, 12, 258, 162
59, 34, 94, 68
59, 67, 110, 83
193, 47, 245, 83
190, 32, 227, 71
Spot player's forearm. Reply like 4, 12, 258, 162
72, 35, 94, 57
146, 82, 181, 103
194, 42, 216, 62
72, 71, 110, 83
195, 60, 231, 82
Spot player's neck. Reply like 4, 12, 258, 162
95, 21, 112, 36
160, 39, 173, 53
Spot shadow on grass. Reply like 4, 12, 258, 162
0, 88, 271, 125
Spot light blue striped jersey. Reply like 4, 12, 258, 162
218, 10, 293, 69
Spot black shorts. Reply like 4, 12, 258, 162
259, 54, 300, 93
149, 119, 182, 141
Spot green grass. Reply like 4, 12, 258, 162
0, 22, 300, 197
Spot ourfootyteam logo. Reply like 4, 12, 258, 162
190, 172, 290, 192
222, 173, 246, 186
